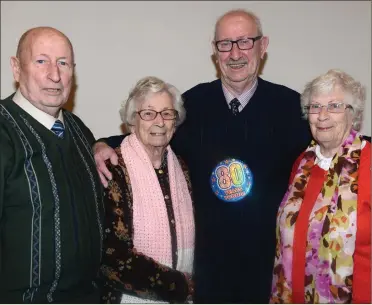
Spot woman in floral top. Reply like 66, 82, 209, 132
99, 76, 195, 303
270, 69, 370, 304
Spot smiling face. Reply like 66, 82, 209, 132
308, 87, 354, 155
132, 91, 176, 153
213, 12, 268, 95
10, 28, 74, 116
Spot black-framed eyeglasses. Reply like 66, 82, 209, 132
215, 36, 262, 52
136, 109, 178, 121
303, 102, 353, 114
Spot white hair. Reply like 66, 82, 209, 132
300, 69, 366, 131
119, 76, 186, 129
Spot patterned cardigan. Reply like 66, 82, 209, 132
99, 147, 194, 304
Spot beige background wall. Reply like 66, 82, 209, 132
1, 1, 371, 138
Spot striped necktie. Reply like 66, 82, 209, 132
230, 98, 241, 115
51, 120, 65, 138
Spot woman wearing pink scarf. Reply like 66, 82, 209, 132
100, 77, 195, 303
270, 69, 370, 303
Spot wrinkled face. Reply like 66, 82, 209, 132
11, 30, 74, 116
132, 92, 176, 151
308, 87, 354, 150
213, 14, 268, 93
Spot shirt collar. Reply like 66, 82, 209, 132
315, 145, 333, 170
315, 140, 366, 171
12, 89, 64, 130
222, 78, 258, 107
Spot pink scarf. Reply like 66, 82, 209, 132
121, 134, 194, 273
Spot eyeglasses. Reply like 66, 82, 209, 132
303, 102, 353, 114
215, 36, 262, 52
136, 109, 178, 121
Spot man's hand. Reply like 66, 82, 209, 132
93, 141, 118, 188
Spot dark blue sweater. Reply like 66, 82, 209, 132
105, 77, 311, 303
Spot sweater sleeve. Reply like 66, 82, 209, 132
0, 124, 14, 221
100, 161, 191, 303
95, 135, 126, 149
0, 124, 14, 276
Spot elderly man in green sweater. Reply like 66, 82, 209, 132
0, 26, 103, 303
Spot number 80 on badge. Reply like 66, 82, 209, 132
210, 158, 253, 202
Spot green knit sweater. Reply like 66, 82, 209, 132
0, 96, 104, 303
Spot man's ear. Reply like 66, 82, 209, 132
211, 40, 218, 58
10, 56, 21, 82
259, 36, 269, 59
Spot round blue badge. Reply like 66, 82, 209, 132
210, 158, 253, 202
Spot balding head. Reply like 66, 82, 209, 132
10, 26, 75, 117
214, 9, 263, 40
212, 9, 269, 96
16, 26, 75, 64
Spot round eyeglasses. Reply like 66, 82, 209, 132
136, 109, 178, 121
215, 36, 262, 52
303, 102, 353, 114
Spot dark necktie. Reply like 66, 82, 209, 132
51, 120, 65, 138
230, 98, 241, 115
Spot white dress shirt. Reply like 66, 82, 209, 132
12, 89, 64, 129
222, 78, 258, 113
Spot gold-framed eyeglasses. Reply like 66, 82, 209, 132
136, 109, 178, 121
303, 102, 353, 114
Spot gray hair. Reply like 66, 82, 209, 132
120, 76, 186, 129
300, 69, 366, 131
214, 9, 263, 40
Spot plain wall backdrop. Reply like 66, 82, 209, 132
1, 1, 371, 138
